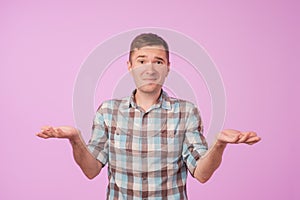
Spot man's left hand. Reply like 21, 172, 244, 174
217, 129, 261, 145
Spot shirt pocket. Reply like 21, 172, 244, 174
112, 128, 142, 152
113, 132, 127, 149
160, 126, 183, 156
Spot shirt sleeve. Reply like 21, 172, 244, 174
86, 105, 109, 166
182, 104, 208, 176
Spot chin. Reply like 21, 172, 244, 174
138, 84, 161, 94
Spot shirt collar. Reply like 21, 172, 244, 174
126, 89, 172, 110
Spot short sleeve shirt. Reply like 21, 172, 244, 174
87, 90, 208, 200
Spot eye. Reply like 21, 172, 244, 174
156, 60, 164, 65
137, 59, 145, 64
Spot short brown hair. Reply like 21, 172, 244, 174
129, 33, 169, 63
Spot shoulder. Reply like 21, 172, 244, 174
96, 96, 130, 112
168, 96, 198, 112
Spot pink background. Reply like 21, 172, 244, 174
1, 0, 299, 199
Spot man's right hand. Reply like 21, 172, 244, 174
36, 125, 103, 179
36, 126, 80, 141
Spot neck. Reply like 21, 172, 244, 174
135, 89, 162, 111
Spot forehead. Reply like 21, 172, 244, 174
131, 45, 167, 59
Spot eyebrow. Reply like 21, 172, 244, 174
135, 55, 147, 59
154, 57, 165, 62
135, 55, 166, 62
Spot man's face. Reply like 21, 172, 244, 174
128, 45, 170, 94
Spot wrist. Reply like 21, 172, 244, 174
69, 129, 82, 144
215, 139, 227, 148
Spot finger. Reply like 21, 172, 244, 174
40, 127, 52, 134
42, 129, 53, 136
247, 141, 259, 145
239, 131, 258, 142
219, 131, 240, 143
245, 136, 261, 145
247, 131, 257, 138
48, 127, 55, 132
55, 128, 65, 138
232, 134, 241, 143
41, 126, 51, 131
41, 127, 57, 138
36, 132, 51, 139
49, 127, 60, 137
237, 132, 251, 143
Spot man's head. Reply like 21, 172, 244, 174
128, 33, 169, 64
127, 33, 170, 94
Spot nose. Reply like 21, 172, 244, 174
145, 63, 156, 75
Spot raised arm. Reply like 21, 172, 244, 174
194, 129, 261, 183
36, 126, 103, 179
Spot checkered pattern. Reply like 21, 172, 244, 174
87, 90, 208, 200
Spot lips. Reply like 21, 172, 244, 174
143, 78, 156, 81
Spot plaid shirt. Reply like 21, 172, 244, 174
87, 90, 208, 200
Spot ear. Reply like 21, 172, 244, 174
166, 62, 171, 77
127, 61, 132, 72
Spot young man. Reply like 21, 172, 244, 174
37, 33, 261, 199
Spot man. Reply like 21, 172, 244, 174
37, 33, 261, 199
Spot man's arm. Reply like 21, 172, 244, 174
36, 126, 103, 179
193, 129, 261, 183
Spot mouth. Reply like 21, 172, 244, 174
143, 78, 156, 81
141, 79, 158, 86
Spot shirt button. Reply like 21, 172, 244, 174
142, 173, 147, 182
142, 176, 147, 182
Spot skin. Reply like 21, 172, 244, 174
37, 126, 103, 179
36, 45, 261, 182
127, 45, 170, 111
